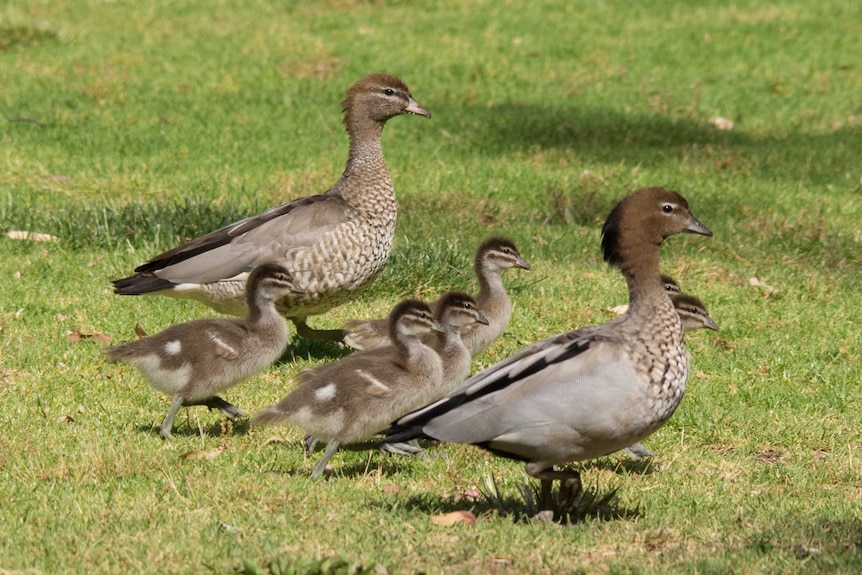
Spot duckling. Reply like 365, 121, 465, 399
430, 292, 490, 389
112, 73, 431, 341
105, 262, 304, 438
623, 290, 718, 460
253, 299, 445, 478
344, 237, 529, 355
368, 187, 712, 517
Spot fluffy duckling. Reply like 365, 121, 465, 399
368, 187, 712, 516
623, 289, 718, 460
105, 262, 304, 438
253, 299, 445, 478
344, 237, 529, 355
430, 292, 490, 390
113, 74, 430, 341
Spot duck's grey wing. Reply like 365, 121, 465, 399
380, 331, 644, 464
114, 193, 354, 291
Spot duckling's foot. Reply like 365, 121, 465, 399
623, 442, 654, 460
157, 425, 174, 439
303, 434, 319, 455
293, 319, 347, 342
188, 396, 246, 420
380, 440, 427, 458
311, 440, 341, 479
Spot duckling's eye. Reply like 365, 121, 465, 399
662, 204, 674, 214
689, 307, 699, 314
384, 88, 395, 96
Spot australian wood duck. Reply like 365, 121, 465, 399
253, 299, 445, 478
112, 73, 430, 341
104, 262, 303, 438
365, 187, 712, 516
344, 237, 529, 355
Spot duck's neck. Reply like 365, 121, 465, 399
475, 265, 503, 307
618, 243, 671, 318
245, 292, 281, 325
336, 116, 394, 210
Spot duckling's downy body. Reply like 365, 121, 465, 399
105, 262, 303, 438
113, 74, 430, 341
254, 299, 445, 477
370, 187, 712, 514
344, 237, 529, 355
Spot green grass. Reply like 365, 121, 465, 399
2, 0, 862, 573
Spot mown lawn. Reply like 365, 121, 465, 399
1, 0, 860, 573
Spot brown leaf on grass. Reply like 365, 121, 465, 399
67, 328, 112, 344
56, 415, 75, 424
430, 511, 476, 527
263, 435, 292, 445
134, 323, 149, 338
749, 276, 776, 296
180, 447, 224, 461
381, 484, 401, 495
7, 230, 60, 242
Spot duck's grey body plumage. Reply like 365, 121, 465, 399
370, 188, 712, 510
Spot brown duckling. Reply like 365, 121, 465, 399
253, 299, 445, 477
105, 262, 304, 438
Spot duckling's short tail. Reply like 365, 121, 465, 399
251, 406, 292, 427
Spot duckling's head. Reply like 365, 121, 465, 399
248, 262, 304, 302
601, 187, 712, 269
434, 292, 490, 331
661, 275, 682, 294
476, 237, 531, 273
388, 299, 445, 343
342, 73, 431, 129
672, 292, 719, 332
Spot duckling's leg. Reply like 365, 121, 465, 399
158, 395, 185, 439
623, 442, 654, 460
311, 440, 341, 479
292, 318, 347, 342
185, 396, 246, 420
303, 434, 319, 455
380, 440, 426, 457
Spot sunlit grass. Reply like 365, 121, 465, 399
1, 0, 861, 573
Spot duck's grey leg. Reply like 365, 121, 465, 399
311, 440, 341, 479
557, 474, 583, 522
158, 395, 185, 439
186, 396, 245, 420
292, 318, 347, 342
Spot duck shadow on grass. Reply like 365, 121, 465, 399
135, 414, 251, 438
279, 334, 353, 363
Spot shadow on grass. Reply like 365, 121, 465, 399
134, 413, 251, 438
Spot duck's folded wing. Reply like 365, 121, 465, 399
383, 331, 643, 458
117, 193, 354, 287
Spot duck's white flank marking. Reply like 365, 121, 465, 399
209, 332, 238, 356
164, 340, 182, 355
315, 383, 337, 402
357, 369, 390, 393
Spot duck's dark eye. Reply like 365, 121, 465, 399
384, 88, 395, 96
662, 204, 674, 213
689, 307, 699, 314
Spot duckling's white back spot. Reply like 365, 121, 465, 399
315, 383, 337, 402
164, 340, 182, 355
